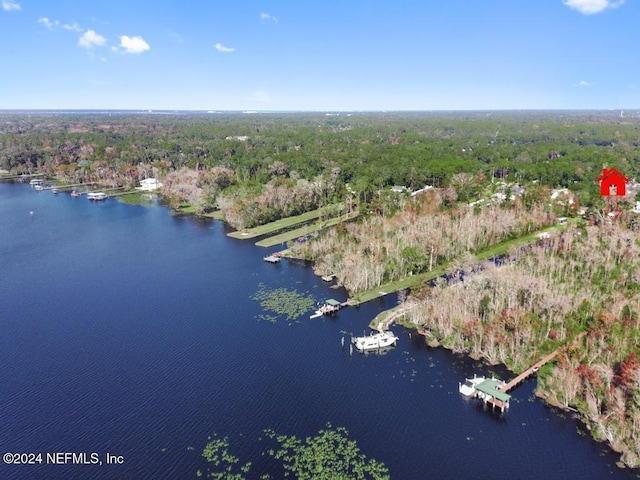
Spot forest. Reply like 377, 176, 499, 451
2, 110, 640, 225
401, 221, 640, 467
2, 110, 640, 468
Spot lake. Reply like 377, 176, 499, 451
0, 182, 637, 479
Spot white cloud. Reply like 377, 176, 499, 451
118, 35, 150, 54
79, 30, 107, 49
215, 42, 235, 53
38, 17, 82, 32
63, 22, 82, 32
38, 17, 59, 30
260, 12, 278, 22
574, 80, 593, 87
2, 0, 20, 12
563, 0, 625, 15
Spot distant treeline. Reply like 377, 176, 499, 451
1, 111, 639, 211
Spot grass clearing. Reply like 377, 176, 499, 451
227, 204, 344, 240
255, 212, 359, 247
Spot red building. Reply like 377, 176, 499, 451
597, 167, 628, 197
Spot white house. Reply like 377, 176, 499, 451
410, 185, 435, 197
137, 178, 163, 191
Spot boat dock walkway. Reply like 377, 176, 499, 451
499, 349, 559, 393
42, 183, 92, 191
499, 331, 586, 393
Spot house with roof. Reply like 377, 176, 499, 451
136, 178, 163, 191
597, 168, 628, 197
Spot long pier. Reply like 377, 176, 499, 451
499, 331, 586, 393
42, 183, 94, 191
499, 349, 559, 392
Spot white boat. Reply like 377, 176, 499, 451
352, 330, 399, 351
87, 192, 107, 201
34, 184, 44, 191
458, 375, 486, 396
30, 178, 44, 186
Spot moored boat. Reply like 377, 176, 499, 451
87, 192, 107, 201
352, 330, 399, 351
458, 374, 486, 396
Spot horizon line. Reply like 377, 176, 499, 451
0, 108, 636, 114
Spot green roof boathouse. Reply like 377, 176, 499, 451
474, 378, 511, 412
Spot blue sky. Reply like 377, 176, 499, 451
0, 0, 637, 110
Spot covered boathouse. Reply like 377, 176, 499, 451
474, 378, 512, 412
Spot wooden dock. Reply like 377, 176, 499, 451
499, 349, 559, 392
42, 183, 92, 191
499, 331, 586, 393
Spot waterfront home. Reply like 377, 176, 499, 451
411, 185, 435, 197
136, 178, 163, 191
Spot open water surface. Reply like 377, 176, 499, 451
0, 183, 638, 479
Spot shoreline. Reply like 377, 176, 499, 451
10, 176, 638, 471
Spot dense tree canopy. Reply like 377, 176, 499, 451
2, 111, 639, 214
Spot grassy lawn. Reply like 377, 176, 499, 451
227, 204, 345, 240
203, 210, 225, 220
473, 222, 568, 261
255, 212, 359, 247
352, 264, 450, 305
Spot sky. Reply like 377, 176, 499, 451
0, 0, 638, 111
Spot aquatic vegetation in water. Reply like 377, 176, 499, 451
198, 434, 252, 479
199, 425, 389, 479
251, 283, 316, 323
263, 424, 390, 479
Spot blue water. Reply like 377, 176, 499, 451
0, 183, 637, 480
